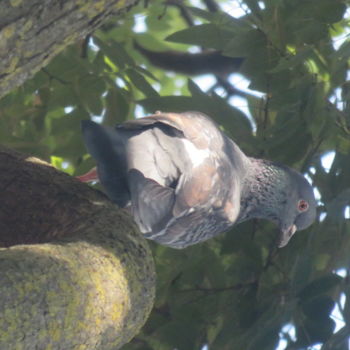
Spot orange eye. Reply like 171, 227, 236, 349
298, 200, 309, 212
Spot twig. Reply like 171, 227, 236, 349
179, 280, 256, 294
42, 68, 69, 85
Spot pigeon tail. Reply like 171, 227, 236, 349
81, 120, 130, 207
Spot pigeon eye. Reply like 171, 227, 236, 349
298, 200, 309, 212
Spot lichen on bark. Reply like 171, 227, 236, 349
0, 146, 155, 349
0, 0, 138, 98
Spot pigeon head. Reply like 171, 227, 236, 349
277, 166, 317, 247
239, 159, 317, 247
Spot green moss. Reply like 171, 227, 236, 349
94, 0, 106, 12
0, 206, 154, 349
22, 20, 33, 33
6, 56, 19, 73
14, 343, 24, 350
2, 24, 15, 39
115, 0, 128, 9
10, 0, 22, 7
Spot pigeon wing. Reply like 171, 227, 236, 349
127, 169, 176, 233
118, 111, 222, 150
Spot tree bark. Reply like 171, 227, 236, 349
0, 0, 138, 98
0, 146, 155, 349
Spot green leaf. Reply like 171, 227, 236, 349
126, 68, 159, 98
104, 88, 129, 125
134, 65, 158, 82
315, 0, 346, 24
186, 6, 214, 21
47, 83, 78, 108
220, 222, 256, 255
110, 40, 136, 66
94, 37, 127, 70
187, 79, 206, 97
203, 249, 227, 287
50, 110, 84, 136
337, 135, 350, 155
301, 295, 335, 319
167, 24, 233, 50
75, 74, 106, 116
269, 49, 313, 73
153, 319, 199, 350
333, 40, 350, 61
290, 249, 313, 294
223, 29, 266, 57
298, 274, 342, 300
296, 317, 336, 346
294, 21, 329, 44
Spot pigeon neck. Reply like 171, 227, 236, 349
237, 159, 289, 224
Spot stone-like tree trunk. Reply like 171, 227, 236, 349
0, 0, 138, 98
0, 146, 155, 349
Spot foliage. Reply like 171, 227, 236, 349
1, 0, 350, 349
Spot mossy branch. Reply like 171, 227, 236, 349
0, 0, 138, 98
0, 146, 155, 349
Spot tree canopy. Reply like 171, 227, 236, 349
1, 0, 350, 349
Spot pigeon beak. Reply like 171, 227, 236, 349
278, 224, 297, 248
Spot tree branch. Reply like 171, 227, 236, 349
0, 0, 138, 98
0, 146, 155, 349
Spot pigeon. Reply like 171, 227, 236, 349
79, 111, 317, 249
